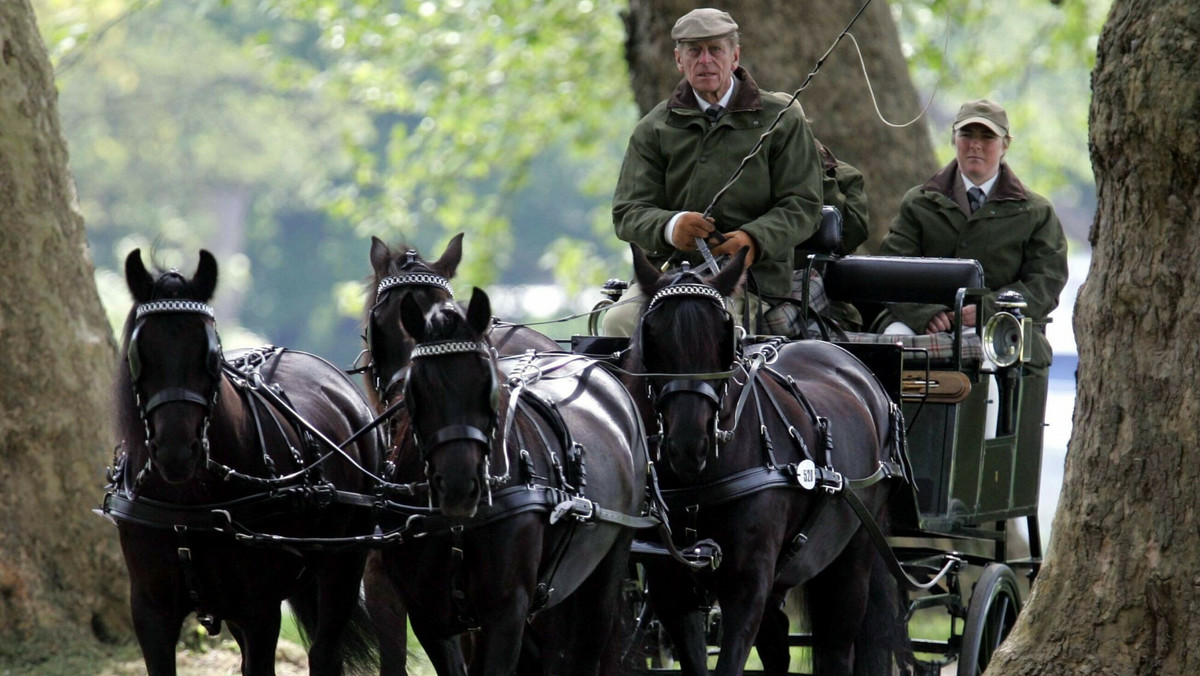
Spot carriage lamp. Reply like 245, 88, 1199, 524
982, 290, 1032, 368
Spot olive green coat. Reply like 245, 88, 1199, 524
879, 160, 1068, 367
612, 68, 823, 298
818, 143, 870, 255
817, 143, 870, 329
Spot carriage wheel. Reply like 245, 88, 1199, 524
957, 563, 1021, 676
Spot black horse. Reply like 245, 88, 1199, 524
360, 235, 561, 673
624, 246, 911, 675
105, 249, 383, 676
362, 233, 559, 409
372, 288, 647, 675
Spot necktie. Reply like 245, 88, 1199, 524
706, 105, 723, 122
968, 186, 985, 214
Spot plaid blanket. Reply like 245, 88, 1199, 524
838, 331, 983, 366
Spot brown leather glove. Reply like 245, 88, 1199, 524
671, 212, 716, 251
710, 230, 758, 267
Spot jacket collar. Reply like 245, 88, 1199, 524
668, 67, 763, 113
924, 160, 1028, 202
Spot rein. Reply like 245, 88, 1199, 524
701, 0, 874, 222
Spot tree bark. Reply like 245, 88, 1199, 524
0, 0, 130, 653
622, 0, 937, 251
988, 1, 1200, 673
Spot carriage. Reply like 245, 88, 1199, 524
572, 212, 1048, 675
97, 227, 1050, 675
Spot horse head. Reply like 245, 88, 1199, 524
365, 233, 463, 405
122, 249, 223, 484
399, 287, 499, 518
631, 245, 748, 480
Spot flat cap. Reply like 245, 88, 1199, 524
671, 8, 738, 42
953, 99, 1009, 137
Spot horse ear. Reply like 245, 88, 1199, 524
125, 249, 153, 303
430, 233, 464, 279
465, 287, 491, 338
709, 247, 748, 298
399, 293, 427, 343
631, 244, 662, 294
370, 236, 391, 277
193, 250, 219, 302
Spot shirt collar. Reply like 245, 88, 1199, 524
693, 79, 737, 113
962, 172, 999, 196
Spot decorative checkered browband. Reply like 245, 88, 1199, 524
135, 300, 216, 320
646, 283, 726, 311
410, 340, 490, 359
377, 273, 454, 298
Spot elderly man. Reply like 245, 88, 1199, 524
877, 98, 1068, 371
602, 7, 824, 337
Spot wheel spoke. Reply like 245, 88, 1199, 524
988, 595, 1011, 656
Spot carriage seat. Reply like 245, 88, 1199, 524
803, 255, 987, 374
821, 255, 984, 307
792, 205, 843, 266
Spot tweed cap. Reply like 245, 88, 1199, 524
671, 8, 738, 42
953, 99, 1009, 137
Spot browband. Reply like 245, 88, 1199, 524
135, 300, 216, 319
377, 273, 454, 298
646, 283, 726, 311
411, 340, 490, 359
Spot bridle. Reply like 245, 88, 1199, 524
638, 279, 739, 451
404, 337, 501, 504
127, 298, 223, 465
366, 251, 455, 404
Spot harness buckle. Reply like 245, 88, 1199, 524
549, 496, 594, 524
823, 470, 844, 494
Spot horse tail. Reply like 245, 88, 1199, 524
290, 594, 382, 675
854, 514, 913, 675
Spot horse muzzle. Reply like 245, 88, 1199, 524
662, 433, 712, 481
148, 439, 205, 484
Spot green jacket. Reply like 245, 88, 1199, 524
817, 143, 870, 329
879, 160, 1068, 367
612, 68, 823, 298
818, 143, 870, 255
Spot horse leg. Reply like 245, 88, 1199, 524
854, 545, 910, 675
710, 567, 773, 676
754, 590, 792, 675
805, 531, 874, 676
645, 570, 710, 676
129, 591, 186, 676
469, 596, 531, 676
408, 615, 468, 676
364, 551, 409, 676
226, 606, 282, 676
558, 534, 634, 676
305, 553, 375, 676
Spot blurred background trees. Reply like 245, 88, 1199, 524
34, 0, 1107, 366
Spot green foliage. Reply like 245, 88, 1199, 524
267, 0, 637, 288
893, 0, 1111, 199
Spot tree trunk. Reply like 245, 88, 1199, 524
622, 0, 937, 251
987, 1, 1200, 673
0, 0, 130, 654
